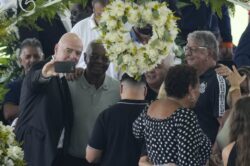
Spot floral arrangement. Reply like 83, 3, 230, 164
0, 122, 25, 166
227, 0, 250, 10
99, 0, 178, 79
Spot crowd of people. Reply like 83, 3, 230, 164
1, 0, 250, 166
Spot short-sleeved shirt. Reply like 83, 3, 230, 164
3, 77, 23, 105
133, 107, 211, 166
195, 67, 228, 144
67, 74, 120, 158
88, 99, 148, 166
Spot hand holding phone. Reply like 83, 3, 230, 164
54, 61, 76, 73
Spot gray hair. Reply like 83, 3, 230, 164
19, 38, 44, 57
187, 31, 219, 61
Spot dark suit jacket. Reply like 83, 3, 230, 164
15, 61, 73, 166
234, 23, 250, 68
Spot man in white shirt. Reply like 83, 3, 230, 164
71, 0, 118, 79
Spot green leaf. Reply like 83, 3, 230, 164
117, 55, 123, 65
121, 65, 127, 71
122, 16, 128, 24
176, 1, 193, 9
152, 9, 159, 19
150, 39, 160, 47
163, 31, 170, 41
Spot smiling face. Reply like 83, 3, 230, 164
19, 46, 44, 73
54, 33, 83, 64
185, 38, 209, 70
84, 43, 109, 76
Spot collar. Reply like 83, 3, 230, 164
117, 99, 148, 105
199, 66, 217, 79
80, 74, 109, 90
90, 14, 98, 29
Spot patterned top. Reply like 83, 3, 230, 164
133, 107, 211, 166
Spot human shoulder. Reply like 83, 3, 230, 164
105, 75, 120, 89
7, 77, 23, 88
96, 104, 118, 123
71, 16, 91, 33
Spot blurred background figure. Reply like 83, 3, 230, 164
70, 2, 92, 27
216, 66, 249, 150
222, 96, 250, 166
144, 56, 175, 103
233, 23, 250, 68
3, 38, 44, 124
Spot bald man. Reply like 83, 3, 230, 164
15, 33, 83, 166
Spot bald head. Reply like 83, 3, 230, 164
85, 41, 105, 56
54, 33, 83, 63
58, 33, 82, 46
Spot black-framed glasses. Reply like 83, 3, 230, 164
183, 46, 207, 54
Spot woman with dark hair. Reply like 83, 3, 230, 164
216, 65, 249, 150
222, 96, 250, 166
133, 64, 211, 166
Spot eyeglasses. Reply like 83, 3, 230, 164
183, 46, 207, 54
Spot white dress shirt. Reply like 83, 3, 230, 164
71, 14, 118, 79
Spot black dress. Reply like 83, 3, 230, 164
227, 143, 237, 166
133, 107, 211, 166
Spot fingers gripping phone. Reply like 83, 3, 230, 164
54, 61, 76, 73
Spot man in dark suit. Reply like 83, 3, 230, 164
15, 33, 83, 166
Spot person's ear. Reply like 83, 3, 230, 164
84, 52, 88, 64
54, 44, 58, 59
188, 85, 195, 98
18, 56, 23, 68
120, 84, 124, 95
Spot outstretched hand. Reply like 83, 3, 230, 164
42, 60, 58, 78
226, 65, 246, 87
65, 68, 84, 81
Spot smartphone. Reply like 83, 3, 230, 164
54, 61, 76, 73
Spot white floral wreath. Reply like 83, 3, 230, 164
99, 0, 178, 79
0, 122, 25, 165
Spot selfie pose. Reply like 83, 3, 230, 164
15, 33, 83, 166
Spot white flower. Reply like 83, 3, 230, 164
127, 8, 140, 24
7, 146, 24, 160
99, 1, 178, 79
106, 19, 117, 30
141, 8, 152, 22
128, 64, 138, 75
4, 157, 14, 166
100, 11, 110, 22
123, 54, 132, 64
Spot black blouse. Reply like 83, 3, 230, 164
228, 143, 237, 166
